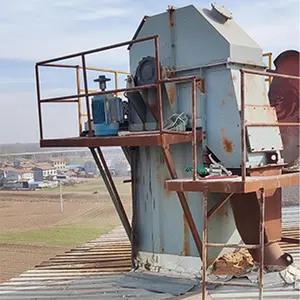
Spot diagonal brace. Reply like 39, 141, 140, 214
90, 147, 132, 242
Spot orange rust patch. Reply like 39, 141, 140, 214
221, 128, 233, 153
183, 214, 190, 256
232, 75, 237, 82
228, 91, 233, 97
168, 85, 176, 106
221, 100, 226, 106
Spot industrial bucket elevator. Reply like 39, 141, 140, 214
35, 2, 300, 299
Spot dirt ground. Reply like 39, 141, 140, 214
0, 178, 132, 282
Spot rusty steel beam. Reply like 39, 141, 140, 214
39, 76, 197, 104
162, 146, 203, 259
76, 66, 82, 134
206, 243, 260, 249
154, 36, 163, 133
202, 189, 208, 300
240, 70, 246, 181
281, 237, 300, 244
37, 35, 158, 65
206, 280, 258, 287
258, 188, 265, 300
246, 122, 300, 127
35, 64, 43, 141
192, 77, 197, 181
207, 193, 234, 220
81, 55, 93, 136
39, 83, 157, 103
90, 147, 132, 242
242, 68, 300, 80
96, 147, 132, 241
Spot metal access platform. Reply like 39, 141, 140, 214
35, 34, 300, 300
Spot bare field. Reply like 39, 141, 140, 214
0, 178, 132, 282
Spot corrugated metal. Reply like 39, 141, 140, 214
0, 206, 298, 299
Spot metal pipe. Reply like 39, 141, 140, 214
192, 78, 197, 181
242, 68, 300, 80
39, 75, 196, 103
37, 35, 158, 65
90, 147, 132, 242
206, 280, 258, 287
207, 193, 234, 220
240, 70, 246, 182
246, 122, 300, 127
39, 83, 157, 103
281, 237, 300, 244
202, 189, 208, 300
35, 64, 43, 140
81, 55, 93, 136
258, 188, 265, 300
206, 243, 260, 249
154, 36, 163, 133
162, 146, 203, 259
96, 147, 132, 241
42, 63, 78, 69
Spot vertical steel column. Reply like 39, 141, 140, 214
192, 78, 197, 181
90, 147, 132, 242
202, 189, 208, 300
258, 188, 265, 300
162, 146, 203, 258
76, 66, 82, 135
35, 64, 43, 141
240, 70, 246, 181
81, 55, 93, 136
154, 36, 164, 133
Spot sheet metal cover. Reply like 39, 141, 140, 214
118, 271, 200, 296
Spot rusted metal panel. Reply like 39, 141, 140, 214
268, 50, 300, 165
245, 106, 283, 152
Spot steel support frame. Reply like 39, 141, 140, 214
90, 147, 132, 243
162, 145, 203, 259
202, 188, 265, 300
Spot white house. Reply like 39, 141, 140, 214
48, 158, 66, 170
32, 165, 57, 181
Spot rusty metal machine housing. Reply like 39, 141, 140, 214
126, 4, 290, 273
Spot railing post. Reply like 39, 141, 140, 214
35, 64, 43, 141
154, 36, 163, 133
240, 70, 246, 181
81, 55, 93, 137
192, 78, 197, 181
76, 66, 82, 135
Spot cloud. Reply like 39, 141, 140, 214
0, 0, 299, 143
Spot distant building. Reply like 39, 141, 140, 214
32, 165, 57, 181
83, 161, 98, 174
48, 158, 66, 170
0, 167, 34, 189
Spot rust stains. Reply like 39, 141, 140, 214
168, 85, 176, 106
221, 99, 226, 107
183, 214, 190, 256
228, 91, 233, 97
221, 128, 233, 153
197, 78, 205, 94
232, 74, 237, 82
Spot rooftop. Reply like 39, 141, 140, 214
0, 207, 298, 299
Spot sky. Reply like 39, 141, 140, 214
0, 0, 299, 144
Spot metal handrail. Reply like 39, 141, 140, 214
240, 68, 300, 181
